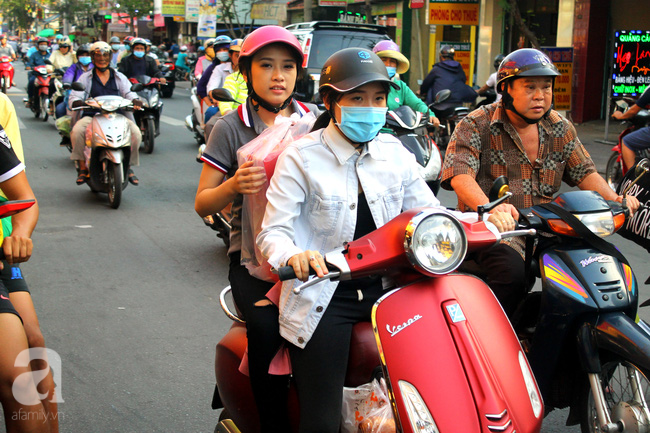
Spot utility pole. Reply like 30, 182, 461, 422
304, 0, 312, 22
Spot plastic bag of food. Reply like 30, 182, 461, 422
341, 378, 395, 433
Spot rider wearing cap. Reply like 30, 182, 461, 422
69, 41, 143, 186
420, 44, 477, 105
442, 48, 639, 315
373, 39, 439, 128
118, 37, 166, 84
194, 38, 215, 79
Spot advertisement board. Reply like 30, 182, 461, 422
429, 0, 479, 26
612, 30, 650, 97
541, 47, 573, 111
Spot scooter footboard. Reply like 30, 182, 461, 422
594, 313, 650, 372
372, 275, 543, 433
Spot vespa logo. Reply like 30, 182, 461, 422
387, 314, 423, 337
580, 255, 612, 268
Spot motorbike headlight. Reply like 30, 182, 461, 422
399, 380, 440, 433
149, 93, 159, 107
547, 211, 617, 238
404, 210, 467, 275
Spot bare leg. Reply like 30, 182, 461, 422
0, 313, 48, 433
10, 293, 58, 433
621, 142, 636, 172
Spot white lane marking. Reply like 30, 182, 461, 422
160, 114, 186, 126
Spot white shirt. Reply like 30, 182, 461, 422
485, 72, 502, 102
206, 62, 233, 93
257, 123, 442, 347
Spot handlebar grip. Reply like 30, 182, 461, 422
277, 266, 317, 281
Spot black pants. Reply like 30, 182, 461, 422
228, 252, 290, 433
475, 243, 527, 316
289, 281, 384, 433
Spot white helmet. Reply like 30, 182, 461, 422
90, 41, 111, 56
180, 45, 188, 52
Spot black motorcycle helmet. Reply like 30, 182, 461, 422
440, 45, 455, 60
318, 48, 398, 131
496, 48, 560, 124
76, 43, 91, 58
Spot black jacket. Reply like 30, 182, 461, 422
420, 60, 477, 105
118, 54, 163, 79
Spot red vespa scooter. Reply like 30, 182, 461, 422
214, 195, 544, 433
0, 55, 14, 94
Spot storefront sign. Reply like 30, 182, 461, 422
162, 0, 186, 16
541, 47, 573, 111
429, 0, 479, 26
612, 30, 650, 97
319, 0, 347, 6
185, 0, 199, 22
250, 3, 287, 21
410, 0, 425, 9
198, 0, 217, 38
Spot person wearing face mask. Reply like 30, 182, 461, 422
25, 37, 50, 108
118, 37, 166, 85
372, 39, 439, 129
0, 35, 16, 87
196, 35, 231, 123
49, 36, 76, 70
109, 36, 123, 68
256, 48, 507, 433
194, 38, 215, 80
117, 36, 134, 64
195, 26, 318, 433
56, 44, 93, 123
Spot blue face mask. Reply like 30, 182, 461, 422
335, 103, 388, 144
79, 56, 91, 66
111, 44, 120, 51
134, 51, 145, 58
386, 66, 397, 79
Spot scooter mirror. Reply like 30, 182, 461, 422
489, 176, 510, 202
62, 82, 71, 90
130, 83, 144, 92
71, 81, 85, 91
211, 88, 235, 103
434, 89, 451, 104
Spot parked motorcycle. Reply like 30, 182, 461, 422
0, 55, 14, 94
129, 75, 163, 154
70, 82, 144, 209
386, 105, 443, 195
24, 64, 52, 121
159, 61, 175, 98
606, 98, 650, 190
490, 161, 650, 432
429, 89, 470, 155
213, 193, 545, 432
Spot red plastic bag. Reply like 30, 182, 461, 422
237, 112, 316, 282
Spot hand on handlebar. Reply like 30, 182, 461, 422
132, 99, 143, 110
487, 211, 517, 233
287, 250, 328, 282
2, 234, 32, 267
429, 116, 440, 127
616, 194, 640, 216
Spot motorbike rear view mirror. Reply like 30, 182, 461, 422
211, 88, 235, 103
434, 89, 451, 104
62, 82, 71, 90
489, 176, 510, 202
130, 83, 144, 92
71, 82, 85, 91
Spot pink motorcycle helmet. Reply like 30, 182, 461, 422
239, 26, 303, 65
373, 40, 410, 75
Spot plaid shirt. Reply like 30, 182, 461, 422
441, 102, 597, 211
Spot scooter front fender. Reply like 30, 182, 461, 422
373, 274, 543, 433
98, 148, 124, 165
594, 313, 650, 372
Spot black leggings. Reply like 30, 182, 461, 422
289, 281, 384, 433
228, 252, 290, 433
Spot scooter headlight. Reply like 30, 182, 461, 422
404, 210, 467, 276
398, 380, 440, 433
149, 93, 159, 108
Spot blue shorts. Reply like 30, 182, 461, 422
622, 126, 650, 151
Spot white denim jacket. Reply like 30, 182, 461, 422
257, 123, 442, 348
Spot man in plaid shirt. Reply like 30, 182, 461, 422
442, 48, 639, 315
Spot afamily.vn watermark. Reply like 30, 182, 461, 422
12, 348, 64, 405
11, 408, 64, 423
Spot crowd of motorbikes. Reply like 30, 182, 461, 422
12, 39, 650, 432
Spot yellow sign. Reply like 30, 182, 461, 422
250, 3, 287, 21
162, 0, 186, 16
429, 3, 479, 26
541, 47, 573, 111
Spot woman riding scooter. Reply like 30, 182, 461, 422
195, 26, 318, 433
256, 47, 508, 433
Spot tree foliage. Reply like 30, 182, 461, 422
45, 0, 97, 33
218, 0, 256, 38
0, 0, 36, 32
108, 0, 153, 33
500, 0, 541, 49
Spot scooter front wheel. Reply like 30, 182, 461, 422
107, 161, 123, 209
1, 77, 7, 94
605, 152, 623, 192
40, 96, 49, 122
580, 357, 650, 433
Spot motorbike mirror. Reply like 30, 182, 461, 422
488, 176, 510, 202
130, 83, 144, 92
211, 88, 235, 103
62, 82, 71, 90
71, 81, 85, 91
434, 89, 451, 104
